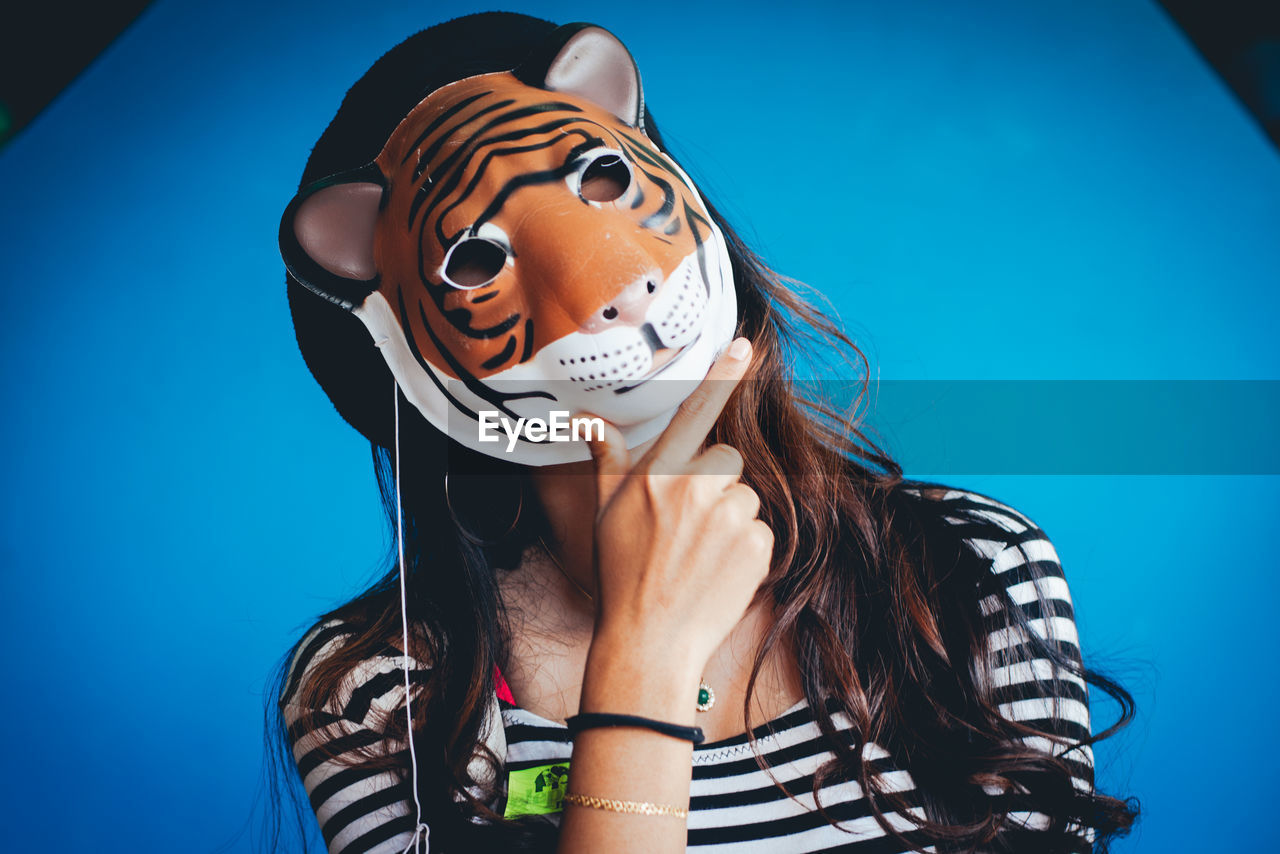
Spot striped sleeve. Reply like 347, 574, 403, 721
967, 501, 1096, 852
281, 621, 429, 854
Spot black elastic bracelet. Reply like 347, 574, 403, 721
565, 712, 706, 745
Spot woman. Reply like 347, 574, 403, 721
270, 12, 1137, 854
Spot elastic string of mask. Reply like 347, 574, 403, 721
394, 380, 430, 853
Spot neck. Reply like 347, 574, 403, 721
527, 435, 659, 602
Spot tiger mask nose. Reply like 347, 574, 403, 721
578, 274, 661, 335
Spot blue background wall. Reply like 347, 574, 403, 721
2, 0, 1276, 850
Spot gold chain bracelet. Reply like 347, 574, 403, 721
562, 791, 689, 819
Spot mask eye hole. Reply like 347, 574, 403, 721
579, 153, 631, 203
443, 238, 507, 289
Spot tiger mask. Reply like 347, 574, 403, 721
280, 23, 737, 465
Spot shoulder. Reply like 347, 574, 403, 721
280, 616, 432, 731
897, 481, 1058, 564
280, 619, 435, 854
897, 482, 1077, 632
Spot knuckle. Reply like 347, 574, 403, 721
708, 443, 742, 467
677, 390, 712, 421
708, 497, 736, 526
727, 482, 759, 510
689, 477, 717, 505
747, 521, 775, 551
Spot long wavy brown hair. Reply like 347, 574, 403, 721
266, 14, 1138, 854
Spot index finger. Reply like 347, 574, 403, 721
642, 337, 752, 468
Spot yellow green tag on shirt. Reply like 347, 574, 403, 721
504, 762, 570, 818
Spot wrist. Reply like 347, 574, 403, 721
582, 633, 703, 724
566, 712, 705, 745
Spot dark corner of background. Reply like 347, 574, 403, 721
0, 1, 154, 149
0, 3, 1277, 152
1157, 0, 1280, 150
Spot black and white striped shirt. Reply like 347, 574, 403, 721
283, 488, 1095, 853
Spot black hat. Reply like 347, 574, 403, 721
285, 12, 563, 448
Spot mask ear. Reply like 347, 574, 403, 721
279, 163, 386, 311
514, 23, 645, 131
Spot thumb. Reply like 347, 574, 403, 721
580, 414, 629, 513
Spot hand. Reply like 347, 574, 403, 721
583, 337, 774, 678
